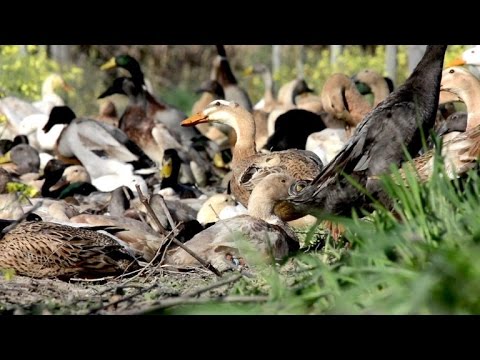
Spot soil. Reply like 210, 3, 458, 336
0, 267, 228, 315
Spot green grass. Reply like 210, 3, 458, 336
165, 152, 480, 315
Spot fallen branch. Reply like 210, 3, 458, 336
136, 185, 222, 277
153, 193, 176, 230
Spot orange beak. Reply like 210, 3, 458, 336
63, 82, 74, 92
446, 57, 466, 67
181, 113, 210, 126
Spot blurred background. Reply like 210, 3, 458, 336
0, 45, 470, 117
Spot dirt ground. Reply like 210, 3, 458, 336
0, 267, 229, 315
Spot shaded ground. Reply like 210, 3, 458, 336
0, 268, 226, 315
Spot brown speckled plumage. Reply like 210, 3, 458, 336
0, 221, 136, 279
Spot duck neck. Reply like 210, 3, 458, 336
370, 79, 390, 106
224, 111, 257, 161
247, 194, 279, 223
262, 71, 275, 105
403, 45, 447, 114
213, 58, 238, 86
344, 86, 372, 124
458, 83, 480, 130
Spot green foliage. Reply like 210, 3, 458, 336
169, 153, 480, 314
0, 45, 83, 102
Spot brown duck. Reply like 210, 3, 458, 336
181, 100, 323, 221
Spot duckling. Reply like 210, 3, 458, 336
182, 100, 323, 221
0, 220, 138, 279
196, 193, 237, 225
288, 45, 447, 220
164, 173, 299, 272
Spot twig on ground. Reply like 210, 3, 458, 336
136, 185, 222, 277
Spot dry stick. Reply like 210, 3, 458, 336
118, 224, 182, 286
136, 185, 222, 277
125, 295, 269, 315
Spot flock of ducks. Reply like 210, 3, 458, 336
1, 44, 480, 280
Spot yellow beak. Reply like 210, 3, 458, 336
0, 151, 12, 164
161, 159, 173, 178
100, 57, 117, 71
243, 66, 254, 76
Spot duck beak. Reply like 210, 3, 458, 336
161, 159, 173, 178
0, 151, 12, 164
181, 113, 210, 126
49, 176, 69, 192
100, 57, 117, 70
97, 86, 116, 99
446, 57, 466, 67
62, 82, 74, 92
243, 66, 254, 76
439, 90, 461, 105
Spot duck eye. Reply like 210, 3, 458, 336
281, 179, 286, 183
449, 69, 455, 74
215, 101, 221, 106
472, 50, 475, 54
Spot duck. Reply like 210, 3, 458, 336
0, 220, 138, 279
42, 106, 152, 193
288, 45, 448, 219
181, 100, 323, 221
0, 74, 70, 136
69, 214, 166, 262
196, 193, 237, 225
159, 149, 202, 199
400, 67, 480, 182
98, 76, 183, 165
263, 109, 326, 152
99, 77, 214, 186
100, 54, 198, 146
244, 63, 277, 113
164, 173, 299, 272
211, 45, 253, 111
0, 143, 40, 176
352, 69, 391, 106
436, 112, 468, 142
320, 73, 372, 138
48, 165, 97, 197
191, 79, 229, 145
447, 45, 480, 79
266, 78, 316, 136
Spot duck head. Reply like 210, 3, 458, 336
43, 106, 77, 133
